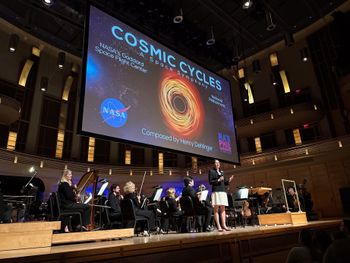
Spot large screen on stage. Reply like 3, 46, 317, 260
80, 5, 239, 163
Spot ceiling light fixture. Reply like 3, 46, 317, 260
40, 76, 48, 92
265, 11, 276, 31
43, 0, 55, 6
173, 8, 183, 24
242, 0, 253, 10
284, 31, 295, 47
206, 26, 215, 46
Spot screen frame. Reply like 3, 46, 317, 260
78, 3, 240, 165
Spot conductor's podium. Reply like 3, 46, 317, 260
0, 221, 134, 251
258, 212, 307, 226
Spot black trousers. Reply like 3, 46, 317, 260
196, 205, 213, 230
62, 203, 91, 227
136, 208, 156, 230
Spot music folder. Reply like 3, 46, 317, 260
199, 190, 209, 201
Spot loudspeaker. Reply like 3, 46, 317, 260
339, 187, 350, 216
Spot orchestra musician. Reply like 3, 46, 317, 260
57, 169, 91, 231
107, 184, 123, 222
286, 187, 304, 212
208, 159, 234, 232
123, 181, 156, 231
182, 176, 212, 232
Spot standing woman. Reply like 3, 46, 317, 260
58, 169, 91, 231
208, 159, 234, 231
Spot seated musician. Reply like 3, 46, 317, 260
107, 184, 123, 222
182, 177, 212, 232
57, 169, 91, 231
260, 191, 274, 214
123, 181, 156, 231
161, 187, 182, 232
286, 187, 304, 212
165, 188, 181, 217
0, 182, 12, 223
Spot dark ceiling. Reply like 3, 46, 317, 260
0, 0, 346, 71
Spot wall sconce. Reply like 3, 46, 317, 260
40, 76, 48, 92
57, 51, 66, 69
109, 169, 112, 175
9, 34, 19, 53
300, 47, 309, 62
338, 141, 343, 148
14, 155, 18, 164
40, 161, 44, 168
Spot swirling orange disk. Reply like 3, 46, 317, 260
159, 71, 204, 139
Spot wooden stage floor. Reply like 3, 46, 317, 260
0, 219, 341, 263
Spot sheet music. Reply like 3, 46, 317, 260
236, 188, 249, 199
84, 193, 92, 204
97, 182, 109, 196
153, 188, 163, 201
200, 190, 208, 201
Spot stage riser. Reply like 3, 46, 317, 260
257, 212, 308, 226
0, 220, 340, 263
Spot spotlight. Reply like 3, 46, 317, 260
29, 166, 36, 173
206, 26, 215, 46
300, 47, 309, 62
40, 76, 48, 92
252, 59, 261, 73
8, 34, 19, 53
57, 51, 65, 69
242, 0, 253, 9
43, 0, 55, 6
173, 8, 183, 24
284, 32, 295, 47
265, 11, 276, 31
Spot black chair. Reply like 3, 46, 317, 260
120, 199, 149, 235
179, 196, 199, 232
226, 193, 237, 228
104, 199, 122, 229
48, 192, 82, 232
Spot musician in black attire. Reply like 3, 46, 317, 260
182, 176, 212, 232
123, 181, 156, 230
286, 187, 304, 212
0, 181, 12, 223
107, 184, 122, 221
57, 169, 90, 231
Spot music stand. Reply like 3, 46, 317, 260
97, 182, 109, 196
235, 188, 249, 200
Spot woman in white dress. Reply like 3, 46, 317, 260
208, 159, 234, 231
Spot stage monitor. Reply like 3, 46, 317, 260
80, 5, 239, 164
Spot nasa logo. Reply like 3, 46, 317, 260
100, 98, 130, 128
